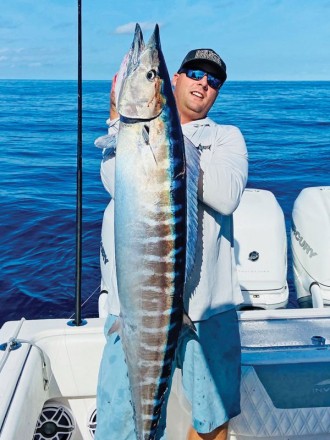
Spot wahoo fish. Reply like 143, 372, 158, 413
100, 24, 199, 440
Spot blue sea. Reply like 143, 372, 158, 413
0, 80, 329, 327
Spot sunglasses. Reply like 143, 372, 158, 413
178, 68, 223, 90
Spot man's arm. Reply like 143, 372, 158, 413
198, 125, 248, 215
110, 74, 119, 121
99, 76, 120, 198
99, 118, 119, 198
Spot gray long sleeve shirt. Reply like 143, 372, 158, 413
99, 116, 248, 321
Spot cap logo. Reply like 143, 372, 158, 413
195, 49, 222, 66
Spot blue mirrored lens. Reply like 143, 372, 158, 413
180, 69, 222, 90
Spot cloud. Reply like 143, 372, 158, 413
0, 47, 27, 56
0, 46, 66, 70
114, 21, 163, 35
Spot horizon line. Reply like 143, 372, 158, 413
1, 78, 330, 82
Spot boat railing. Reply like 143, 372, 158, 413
0, 318, 49, 390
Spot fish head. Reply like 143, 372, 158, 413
118, 24, 171, 121
114, 23, 145, 108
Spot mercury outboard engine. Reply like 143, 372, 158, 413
291, 186, 330, 308
233, 189, 288, 310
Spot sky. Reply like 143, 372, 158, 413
1, 0, 330, 81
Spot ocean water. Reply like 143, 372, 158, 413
0, 80, 329, 327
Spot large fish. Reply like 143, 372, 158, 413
99, 24, 199, 440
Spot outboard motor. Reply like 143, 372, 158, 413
291, 186, 330, 308
233, 189, 288, 309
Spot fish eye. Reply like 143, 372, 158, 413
146, 69, 157, 81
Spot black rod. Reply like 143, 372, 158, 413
74, 0, 83, 325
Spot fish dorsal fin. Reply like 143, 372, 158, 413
184, 135, 201, 283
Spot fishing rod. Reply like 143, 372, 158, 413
70, 0, 85, 326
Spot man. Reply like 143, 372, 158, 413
96, 49, 248, 440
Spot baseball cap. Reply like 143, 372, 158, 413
178, 49, 227, 83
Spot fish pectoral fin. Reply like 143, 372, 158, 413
142, 124, 150, 144
142, 124, 159, 165
148, 144, 158, 165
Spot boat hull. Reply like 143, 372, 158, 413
2, 309, 330, 439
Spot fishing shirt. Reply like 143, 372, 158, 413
100, 116, 248, 321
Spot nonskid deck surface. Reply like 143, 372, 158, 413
1, 310, 330, 439
230, 308, 330, 439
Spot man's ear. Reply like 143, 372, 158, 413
172, 73, 179, 87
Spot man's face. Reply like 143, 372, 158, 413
172, 69, 219, 124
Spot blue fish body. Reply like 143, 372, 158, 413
113, 24, 199, 440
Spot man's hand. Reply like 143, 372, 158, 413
110, 73, 119, 120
